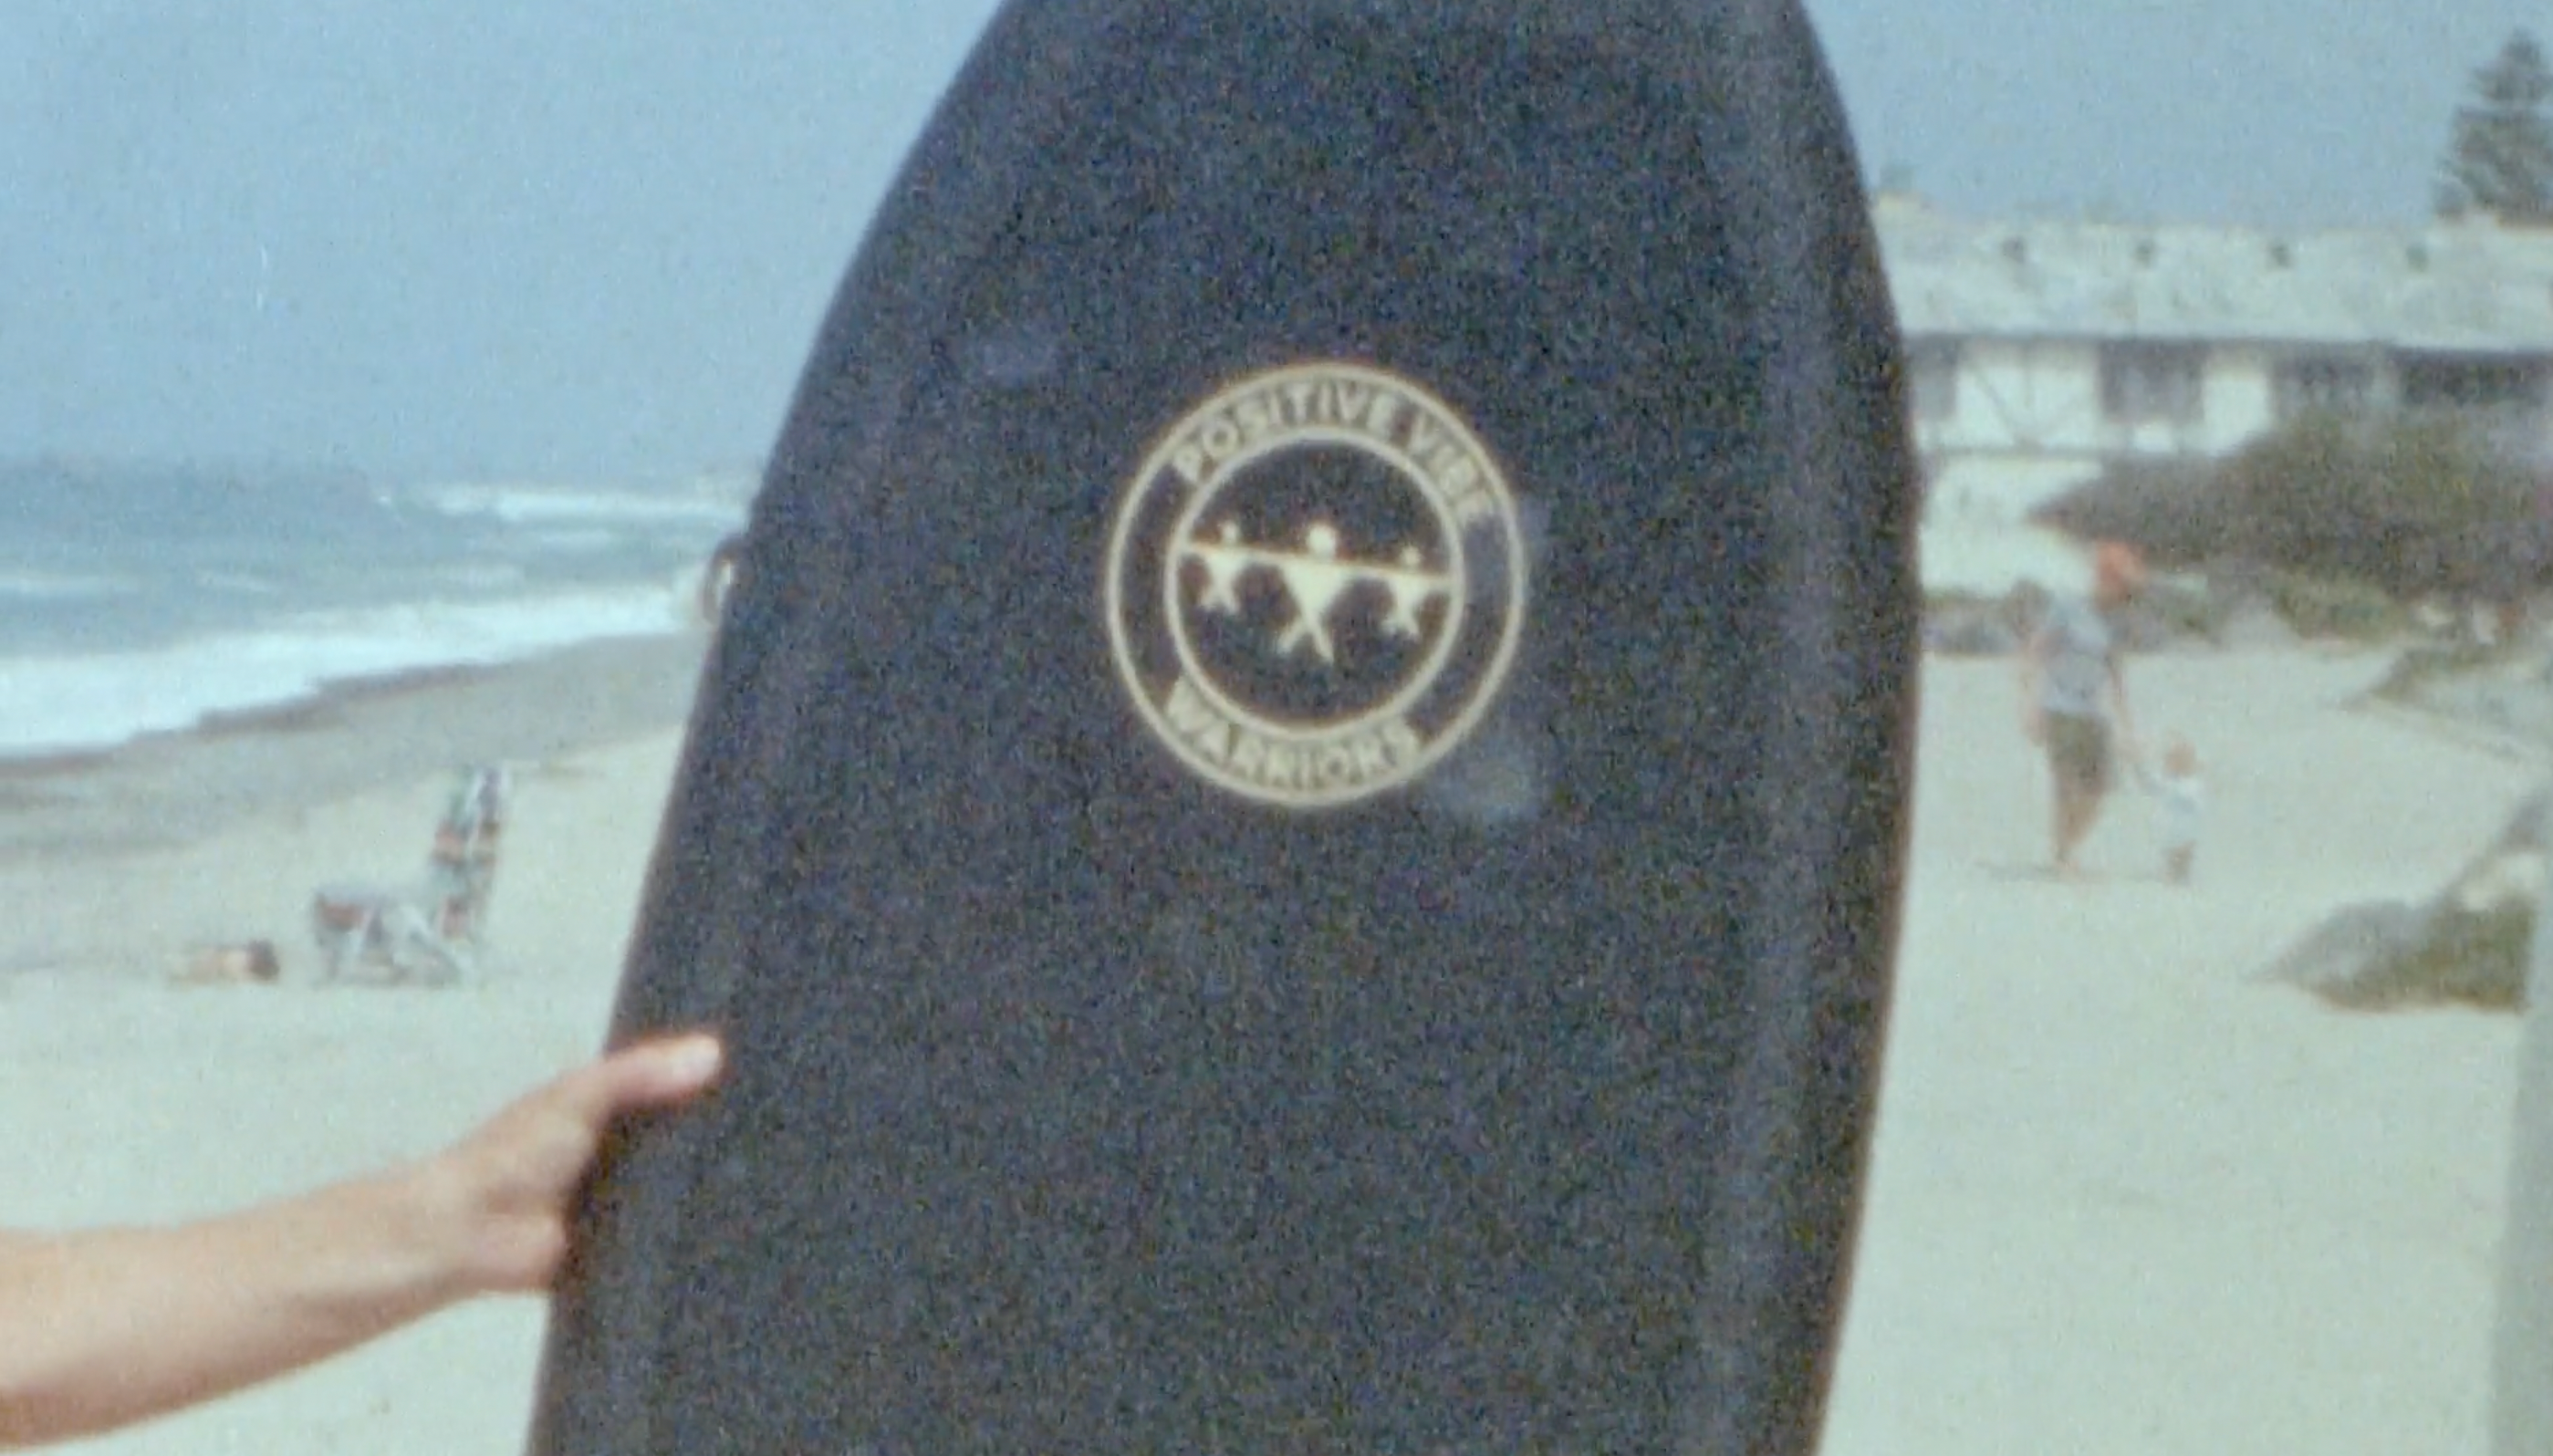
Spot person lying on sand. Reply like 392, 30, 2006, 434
169, 939, 282, 986
0, 1032, 722, 1450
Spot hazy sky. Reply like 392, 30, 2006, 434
3, 0, 2541, 481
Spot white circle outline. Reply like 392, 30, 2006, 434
1103, 360, 1529, 810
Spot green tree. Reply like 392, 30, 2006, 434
2438, 29, 2553, 222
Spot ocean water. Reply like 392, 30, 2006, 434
0, 461, 752, 759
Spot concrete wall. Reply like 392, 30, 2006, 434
1917, 339, 2103, 456
2196, 344, 2277, 454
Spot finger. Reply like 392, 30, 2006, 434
601, 1035, 725, 1108
543, 1035, 725, 1128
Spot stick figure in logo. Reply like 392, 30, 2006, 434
1273, 522, 1360, 663
1382, 547, 1441, 640
1180, 517, 1454, 665
1193, 520, 1251, 615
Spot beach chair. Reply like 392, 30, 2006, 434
309, 764, 511, 986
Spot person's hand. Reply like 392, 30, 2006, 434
412, 1034, 723, 1296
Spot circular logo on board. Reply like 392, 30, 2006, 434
1105, 361, 1528, 809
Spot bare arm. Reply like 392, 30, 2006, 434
0, 1035, 720, 1449
0, 1173, 462, 1447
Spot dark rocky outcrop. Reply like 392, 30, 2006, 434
2260, 790, 2549, 1012
2364, 642, 2553, 748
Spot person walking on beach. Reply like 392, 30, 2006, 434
2018, 541, 2147, 880
0, 1033, 722, 1450
696, 532, 747, 628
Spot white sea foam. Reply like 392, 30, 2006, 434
416, 481, 749, 530
433, 563, 531, 591
522, 527, 628, 555
0, 583, 696, 758
193, 571, 285, 596
0, 571, 141, 602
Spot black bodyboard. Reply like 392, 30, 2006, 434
531, 1, 1920, 1451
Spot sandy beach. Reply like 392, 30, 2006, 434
0, 629, 714, 1454
1827, 647, 2536, 1453
3, 629, 2543, 1453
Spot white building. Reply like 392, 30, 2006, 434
1876, 192, 2553, 528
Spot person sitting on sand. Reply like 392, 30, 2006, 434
0, 1032, 721, 1450
2018, 541, 2147, 879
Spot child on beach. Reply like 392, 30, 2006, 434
2136, 733, 2205, 885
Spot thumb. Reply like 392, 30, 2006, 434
557, 1035, 725, 1127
